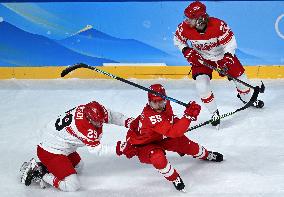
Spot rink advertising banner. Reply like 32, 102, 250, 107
0, 1, 284, 78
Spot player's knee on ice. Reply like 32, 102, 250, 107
58, 174, 81, 192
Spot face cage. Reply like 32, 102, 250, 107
149, 100, 166, 111
86, 112, 104, 128
184, 14, 208, 28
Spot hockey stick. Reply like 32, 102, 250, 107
61, 63, 260, 131
202, 61, 265, 93
61, 63, 189, 107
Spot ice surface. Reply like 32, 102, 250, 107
0, 79, 283, 196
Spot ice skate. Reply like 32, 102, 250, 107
205, 151, 223, 162
237, 93, 264, 108
20, 158, 48, 186
172, 175, 186, 193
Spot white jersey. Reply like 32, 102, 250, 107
174, 17, 237, 61
39, 104, 131, 156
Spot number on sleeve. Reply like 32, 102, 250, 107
55, 113, 73, 131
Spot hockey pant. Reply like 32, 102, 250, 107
136, 135, 209, 182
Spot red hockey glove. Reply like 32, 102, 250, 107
183, 101, 201, 121
125, 117, 134, 128
116, 141, 137, 159
217, 53, 235, 77
182, 47, 205, 66
125, 116, 140, 130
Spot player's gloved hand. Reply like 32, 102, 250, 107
183, 101, 201, 121
116, 141, 137, 159
125, 117, 134, 128
182, 47, 205, 66
125, 116, 140, 130
217, 53, 235, 77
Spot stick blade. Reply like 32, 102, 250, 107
237, 85, 260, 112
61, 63, 89, 77
260, 81, 265, 93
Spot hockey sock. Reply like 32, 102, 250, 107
234, 73, 251, 103
149, 149, 179, 182
195, 75, 218, 114
157, 162, 180, 182
193, 145, 209, 160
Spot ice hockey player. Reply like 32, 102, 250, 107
174, 1, 264, 128
116, 84, 223, 192
20, 101, 134, 192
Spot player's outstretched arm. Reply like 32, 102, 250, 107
107, 109, 135, 128
153, 102, 201, 138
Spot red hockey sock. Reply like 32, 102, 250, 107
149, 149, 180, 181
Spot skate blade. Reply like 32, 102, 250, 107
180, 188, 187, 193
215, 123, 220, 130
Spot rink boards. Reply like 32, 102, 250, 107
0, 66, 284, 79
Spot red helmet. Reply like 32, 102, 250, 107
184, 1, 206, 19
84, 101, 107, 125
148, 84, 166, 102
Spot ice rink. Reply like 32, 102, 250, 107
0, 78, 283, 197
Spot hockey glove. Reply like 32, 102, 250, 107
125, 116, 140, 130
217, 53, 235, 77
182, 47, 205, 67
183, 101, 201, 121
125, 117, 135, 128
116, 141, 137, 159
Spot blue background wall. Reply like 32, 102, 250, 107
0, 1, 283, 66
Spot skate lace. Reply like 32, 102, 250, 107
30, 164, 46, 183
253, 100, 260, 107
207, 152, 217, 161
173, 177, 181, 186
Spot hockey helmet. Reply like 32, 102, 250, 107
148, 84, 167, 112
84, 101, 107, 127
148, 84, 166, 102
184, 1, 207, 19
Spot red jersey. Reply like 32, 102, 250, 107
128, 101, 192, 145
174, 17, 237, 61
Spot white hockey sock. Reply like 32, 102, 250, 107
234, 73, 251, 103
195, 75, 218, 114
42, 173, 80, 192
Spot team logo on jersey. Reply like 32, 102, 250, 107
192, 39, 219, 51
